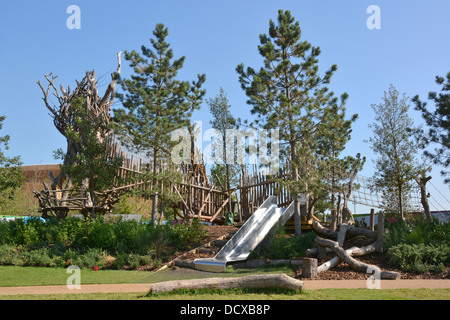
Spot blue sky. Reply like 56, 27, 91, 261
0, 0, 449, 211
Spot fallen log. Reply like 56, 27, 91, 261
315, 237, 400, 280
313, 221, 377, 240
317, 244, 376, 273
148, 274, 304, 294
305, 247, 333, 257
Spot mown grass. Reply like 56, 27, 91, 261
1, 288, 449, 300
0, 264, 295, 287
1, 265, 449, 300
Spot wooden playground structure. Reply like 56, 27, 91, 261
32, 52, 424, 226
33, 138, 301, 225
33, 134, 424, 226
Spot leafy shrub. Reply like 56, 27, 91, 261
0, 244, 16, 264
167, 219, 207, 250
249, 230, 316, 259
24, 248, 53, 267
112, 252, 151, 270
111, 197, 134, 215
0, 216, 208, 269
384, 216, 450, 249
387, 243, 449, 273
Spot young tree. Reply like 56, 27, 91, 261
54, 97, 123, 218
412, 71, 450, 185
207, 88, 241, 190
113, 23, 206, 223
367, 85, 419, 220
207, 88, 242, 216
236, 10, 354, 235
0, 115, 24, 207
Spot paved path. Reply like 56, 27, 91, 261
1, 280, 449, 296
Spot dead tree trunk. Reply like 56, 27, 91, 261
309, 211, 396, 279
315, 237, 400, 279
317, 244, 376, 273
416, 173, 432, 220
340, 154, 362, 225
36, 52, 122, 214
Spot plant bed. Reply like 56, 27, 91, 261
0, 218, 237, 272
292, 251, 450, 280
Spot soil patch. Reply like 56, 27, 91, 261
181, 230, 449, 281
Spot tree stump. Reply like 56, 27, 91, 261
302, 257, 318, 279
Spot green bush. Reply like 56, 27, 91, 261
0, 216, 208, 270
112, 252, 151, 270
384, 216, 450, 249
249, 230, 316, 260
387, 243, 449, 274
167, 219, 207, 250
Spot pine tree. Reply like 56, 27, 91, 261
412, 71, 450, 185
113, 23, 206, 223
367, 85, 419, 219
236, 10, 354, 234
0, 115, 24, 208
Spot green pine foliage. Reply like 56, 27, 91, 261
412, 71, 450, 185
0, 115, 25, 209
113, 23, 206, 222
236, 10, 360, 232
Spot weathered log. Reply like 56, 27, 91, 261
148, 274, 304, 293
313, 221, 377, 240
305, 247, 333, 257
317, 244, 376, 273
337, 223, 349, 247
315, 237, 399, 279
313, 221, 338, 240
375, 212, 385, 253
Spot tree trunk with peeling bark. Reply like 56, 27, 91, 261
36, 52, 122, 214
315, 237, 399, 279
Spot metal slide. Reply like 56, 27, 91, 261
194, 195, 302, 272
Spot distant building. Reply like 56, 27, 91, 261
21, 164, 61, 192
430, 211, 450, 223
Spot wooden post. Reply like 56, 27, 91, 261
330, 209, 337, 231
302, 258, 317, 279
375, 212, 384, 253
370, 208, 375, 231
317, 246, 327, 261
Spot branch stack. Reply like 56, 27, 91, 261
306, 212, 400, 280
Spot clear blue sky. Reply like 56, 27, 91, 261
0, 0, 449, 211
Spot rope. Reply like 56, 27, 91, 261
429, 181, 450, 206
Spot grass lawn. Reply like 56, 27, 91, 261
1, 266, 449, 300
1, 288, 449, 300
0, 265, 295, 287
